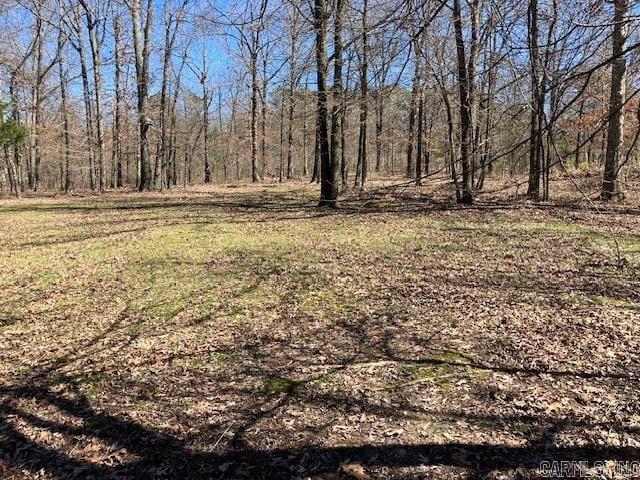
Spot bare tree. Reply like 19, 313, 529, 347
128, 0, 154, 191
601, 0, 630, 201
67, 2, 97, 190
330, 0, 345, 190
526, 0, 543, 200
451, 0, 476, 204
285, 4, 303, 179
57, 21, 72, 192
156, 0, 189, 189
314, 0, 337, 206
354, 0, 369, 189
79, 0, 107, 191
112, 13, 123, 188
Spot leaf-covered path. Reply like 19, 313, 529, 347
1, 180, 639, 479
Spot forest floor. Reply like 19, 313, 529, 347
1, 172, 640, 479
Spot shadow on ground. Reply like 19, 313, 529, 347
2, 366, 640, 479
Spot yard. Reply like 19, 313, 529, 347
1, 178, 639, 479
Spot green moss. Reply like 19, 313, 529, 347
590, 295, 635, 308
361, 346, 382, 356
429, 350, 472, 365
311, 372, 344, 387
512, 420, 537, 436
34, 271, 61, 287
440, 221, 485, 232
189, 357, 204, 367
245, 346, 269, 358
437, 243, 461, 253
490, 336, 515, 351
406, 363, 453, 379
213, 352, 236, 365
404, 364, 456, 390
72, 372, 108, 396
262, 376, 301, 394
471, 369, 490, 380
439, 379, 454, 391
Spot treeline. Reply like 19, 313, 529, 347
0, 0, 637, 204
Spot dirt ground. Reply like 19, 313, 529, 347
1, 173, 639, 479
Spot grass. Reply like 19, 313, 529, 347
262, 376, 302, 394
589, 294, 636, 308
0, 181, 639, 479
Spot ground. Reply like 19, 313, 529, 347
1, 174, 639, 479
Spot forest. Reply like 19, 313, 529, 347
1, 0, 640, 479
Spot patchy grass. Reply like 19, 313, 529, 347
589, 294, 636, 308
0, 180, 639, 479
262, 376, 302, 395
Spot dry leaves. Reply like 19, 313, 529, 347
0, 177, 639, 478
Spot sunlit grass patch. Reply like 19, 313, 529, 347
589, 295, 635, 308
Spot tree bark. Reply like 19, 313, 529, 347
71, 6, 97, 191
315, 0, 336, 206
355, 0, 369, 189
416, 89, 424, 185
527, 0, 543, 200
261, 55, 268, 178
58, 29, 72, 193
251, 49, 261, 182
202, 76, 211, 183
32, 12, 44, 191
112, 15, 123, 188
80, 0, 106, 191
286, 9, 300, 180
601, 0, 629, 201
406, 41, 421, 179
131, 0, 154, 191
452, 0, 474, 204
330, 0, 344, 190
302, 81, 309, 177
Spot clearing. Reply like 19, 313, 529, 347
1, 178, 639, 479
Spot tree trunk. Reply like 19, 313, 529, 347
279, 91, 285, 182
57, 29, 72, 193
32, 13, 44, 191
452, 0, 474, 204
131, 0, 154, 191
375, 90, 383, 173
286, 13, 299, 180
302, 81, 309, 177
261, 55, 268, 179
80, 0, 106, 192
203, 80, 211, 183
315, 0, 335, 205
112, 16, 123, 188
157, 12, 172, 189
527, 0, 543, 200
330, 0, 344, 191
312, 116, 320, 183
72, 6, 97, 191
406, 42, 421, 179
251, 50, 261, 182
341, 106, 348, 188
416, 89, 424, 185
601, 0, 629, 201
4, 145, 19, 197
355, 0, 369, 190
219, 88, 227, 182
